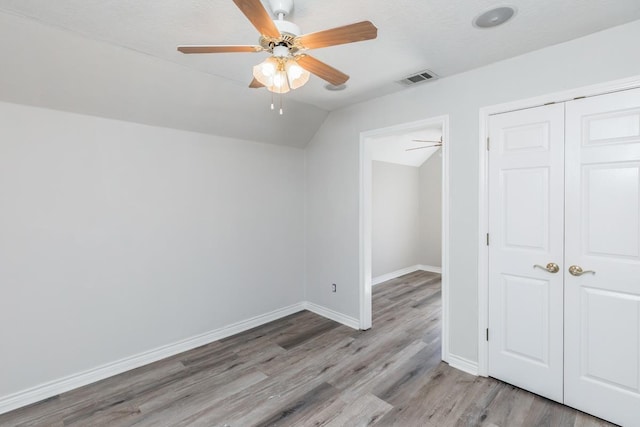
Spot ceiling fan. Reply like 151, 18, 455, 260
405, 137, 443, 151
177, 0, 378, 94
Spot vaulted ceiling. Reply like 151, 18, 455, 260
1, 0, 639, 147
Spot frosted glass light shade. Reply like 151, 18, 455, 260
253, 56, 309, 93
285, 59, 310, 90
252, 57, 279, 87
269, 70, 290, 94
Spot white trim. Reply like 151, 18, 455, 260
359, 115, 450, 360
303, 302, 360, 330
477, 106, 490, 377
0, 303, 305, 415
372, 265, 421, 286
477, 74, 640, 378
418, 264, 443, 274
372, 264, 443, 286
359, 132, 373, 330
440, 118, 451, 363
448, 354, 479, 376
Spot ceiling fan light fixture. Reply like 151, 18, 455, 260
178, 0, 378, 111
252, 57, 278, 86
253, 56, 309, 93
270, 70, 291, 93
285, 59, 310, 89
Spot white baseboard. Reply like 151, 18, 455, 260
372, 265, 421, 286
372, 264, 442, 286
303, 301, 360, 330
417, 264, 442, 274
0, 302, 306, 416
448, 354, 479, 376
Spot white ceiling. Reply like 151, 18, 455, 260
371, 125, 442, 167
0, 1, 639, 146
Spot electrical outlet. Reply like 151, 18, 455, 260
332, 283, 337, 293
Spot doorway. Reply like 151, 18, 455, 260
359, 115, 450, 362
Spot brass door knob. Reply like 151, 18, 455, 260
534, 263, 560, 273
569, 265, 596, 276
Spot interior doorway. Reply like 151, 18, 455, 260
359, 115, 450, 362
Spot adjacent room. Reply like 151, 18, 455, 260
1, 0, 640, 425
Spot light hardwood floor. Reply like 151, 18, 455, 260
0, 271, 616, 426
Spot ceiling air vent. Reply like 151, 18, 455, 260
397, 70, 439, 86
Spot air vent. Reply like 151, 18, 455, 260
397, 70, 439, 86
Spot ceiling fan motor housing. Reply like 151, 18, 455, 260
274, 19, 301, 37
269, 0, 294, 17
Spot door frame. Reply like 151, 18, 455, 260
477, 75, 640, 377
359, 115, 450, 362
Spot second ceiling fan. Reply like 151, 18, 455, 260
177, 0, 378, 93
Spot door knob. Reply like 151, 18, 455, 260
533, 263, 560, 273
568, 265, 595, 276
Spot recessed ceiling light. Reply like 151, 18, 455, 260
473, 6, 516, 28
324, 84, 347, 91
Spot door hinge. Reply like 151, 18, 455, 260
486, 233, 489, 246
486, 328, 489, 341
486, 137, 490, 151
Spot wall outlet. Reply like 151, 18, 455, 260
332, 283, 337, 293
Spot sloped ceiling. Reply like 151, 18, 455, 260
371, 126, 443, 167
0, 0, 639, 147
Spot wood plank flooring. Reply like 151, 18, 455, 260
0, 271, 616, 426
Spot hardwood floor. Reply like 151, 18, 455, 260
0, 271, 616, 426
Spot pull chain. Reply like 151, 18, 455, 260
279, 92, 283, 115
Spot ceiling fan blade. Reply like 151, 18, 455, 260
232, 0, 281, 38
296, 55, 349, 86
178, 45, 263, 54
296, 21, 378, 49
249, 78, 264, 88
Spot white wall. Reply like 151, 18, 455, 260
305, 20, 640, 363
0, 101, 304, 402
418, 150, 442, 268
372, 161, 421, 277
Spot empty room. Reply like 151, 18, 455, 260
1, 0, 640, 426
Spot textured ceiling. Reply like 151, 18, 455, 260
2, 0, 640, 111
0, 1, 639, 146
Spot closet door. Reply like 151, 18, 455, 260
488, 104, 565, 402
564, 88, 640, 427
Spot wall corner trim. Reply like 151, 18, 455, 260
302, 301, 360, 330
447, 354, 479, 376
0, 302, 306, 416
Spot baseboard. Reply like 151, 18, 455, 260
447, 354, 479, 376
417, 264, 442, 274
303, 301, 360, 330
372, 265, 421, 286
0, 302, 306, 416
372, 264, 442, 286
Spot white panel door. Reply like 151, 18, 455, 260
488, 104, 565, 403
565, 88, 640, 427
